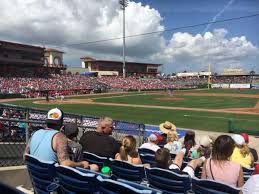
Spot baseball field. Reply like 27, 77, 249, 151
2, 89, 259, 133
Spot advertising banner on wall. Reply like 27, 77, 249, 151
211, 84, 221, 88
251, 84, 259, 89
230, 84, 250, 89
221, 84, 230, 89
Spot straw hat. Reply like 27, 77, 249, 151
159, 121, 176, 134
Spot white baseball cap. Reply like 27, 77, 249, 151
46, 108, 63, 125
231, 134, 245, 145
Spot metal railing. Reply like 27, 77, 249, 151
0, 104, 145, 167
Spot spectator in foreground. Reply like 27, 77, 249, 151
62, 123, 82, 162
79, 117, 120, 158
115, 135, 141, 165
155, 148, 205, 178
240, 133, 258, 162
230, 134, 253, 168
164, 132, 182, 155
201, 135, 244, 188
23, 108, 96, 170
139, 133, 161, 152
242, 163, 259, 194
183, 130, 198, 157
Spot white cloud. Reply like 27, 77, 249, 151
0, 0, 258, 73
152, 28, 259, 73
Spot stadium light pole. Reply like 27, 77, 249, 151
119, 0, 128, 78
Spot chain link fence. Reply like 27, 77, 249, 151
0, 104, 145, 167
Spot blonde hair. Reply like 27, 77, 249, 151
167, 132, 178, 142
237, 143, 250, 157
119, 135, 137, 161
98, 117, 113, 127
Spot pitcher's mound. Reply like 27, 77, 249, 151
156, 97, 184, 101
34, 99, 93, 105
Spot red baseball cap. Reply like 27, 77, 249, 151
253, 164, 259, 175
153, 132, 163, 142
240, 133, 249, 143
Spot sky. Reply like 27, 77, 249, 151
0, 0, 259, 74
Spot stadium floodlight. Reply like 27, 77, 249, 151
119, 0, 128, 78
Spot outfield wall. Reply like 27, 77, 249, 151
212, 83, 251, 89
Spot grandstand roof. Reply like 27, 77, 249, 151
45, 48, 64, 53
80, 56, 162, 66
0, 40, 43, 50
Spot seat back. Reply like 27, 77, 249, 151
25, 154, 59, 194
82, 151, 108, 168
139, 154, 156, 166
192, 177, 241, 194
97, 176, 155, 194
76, 167, 111, 179
138, 148, 156, 155
243, 167, 254, 181
0, 181, 25, 194
146, 167, 191, 194
109, 159, 145, 182
56, 165, 98, 193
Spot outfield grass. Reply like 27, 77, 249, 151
5, 96, 259, 133
182, 88, 259, 94
93, 94, 258, 109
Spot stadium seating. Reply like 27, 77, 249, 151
145, 167, 191, 194
138, 148, 156, 155
191, 177, 241, 194
97, 176, 161, 194
81, 151, 108, 168
76, 167, 111, 179
0, 181, 25, 194
242, 167, 254, 182
55, 165, 99, 193
109, 158, 145, 182
25, 154, 60, 194
139, 154, 156, 166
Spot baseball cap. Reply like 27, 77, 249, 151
231, 134, 245, 145
199, 135, 212, 147
46, 108, 63, 125
149, 133, 158, 142
63, 123, 79, 139
240, 133, 249, 143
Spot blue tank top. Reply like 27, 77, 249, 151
29, 129, 59, 162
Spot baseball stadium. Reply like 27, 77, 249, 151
1, 1, 259, 193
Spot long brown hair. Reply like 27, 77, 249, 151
212, 135, 235, 161
119, 135, 137, 161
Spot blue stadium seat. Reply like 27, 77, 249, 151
109, 158, 145, 182
139, 154, 156, 166
81, 151, 108, 168
145, 167, 191, 194
76, 167, 111, 179
191, 177, 241, 194
0, 181, 25, 194
117, 179, 162, 194
97, 176, 161, 194
138, 148, 156, 155
55, 165, 99, 193
25, 154, 60, 194
242, 167, 254, 182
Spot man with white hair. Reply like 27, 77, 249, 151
79, 117, 119, 158
139, 133, 161, 152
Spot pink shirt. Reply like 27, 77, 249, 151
205, 158, 241, 187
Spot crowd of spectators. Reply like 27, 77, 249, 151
0, 73, 258, 97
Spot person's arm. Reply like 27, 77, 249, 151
237, 166, 244, 188
54, 133, 90, 168
23, 138, 31, 161
201, 159, 207, 179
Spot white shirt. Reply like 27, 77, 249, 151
139, 142, 160, 152
164, 141, 182, 154
242, 175, 259, 194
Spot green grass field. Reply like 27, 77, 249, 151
3, 89, 259, 133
